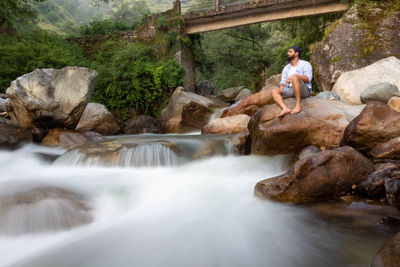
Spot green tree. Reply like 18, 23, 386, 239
0, 0, 45, 31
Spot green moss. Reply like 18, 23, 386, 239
331, 56, 343, 63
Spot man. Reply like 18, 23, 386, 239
221, 46, 313, 118
273, 46, 313, 117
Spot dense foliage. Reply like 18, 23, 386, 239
91, 41, 184, 119
195, 12, 343, 92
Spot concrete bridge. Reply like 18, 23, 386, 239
180, 0, 349, 34
157, 0, 350, 90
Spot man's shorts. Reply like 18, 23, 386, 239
282, 80, 311, 99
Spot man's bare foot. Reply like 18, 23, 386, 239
277, 108, 291, 118
290, 107, 302, 114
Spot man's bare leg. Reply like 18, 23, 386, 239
290, 78, 302, 114
222, 88, 274, 117
271, 88, 291, 118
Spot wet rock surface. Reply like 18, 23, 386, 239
76, 103, 120, 136
41, 128, 104, 150
0, 182, 92, 235
372, 232, 400, 267
248, 98, 363, 155
0, 117, 32, 150
254, 146, 374, 203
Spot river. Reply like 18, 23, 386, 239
0, 135, 395, 267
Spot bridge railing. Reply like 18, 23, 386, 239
180, 0, 253, 14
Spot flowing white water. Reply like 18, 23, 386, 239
0, 142, 392, 267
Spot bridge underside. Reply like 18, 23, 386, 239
185, 0, 349, 35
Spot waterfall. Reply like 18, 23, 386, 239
119, 144, 179, 167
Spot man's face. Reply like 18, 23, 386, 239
287, 49, 297, 61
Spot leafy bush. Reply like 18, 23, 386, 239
91, 42, 184, 119
79, 19, 131, 36
0, 28, 89, 92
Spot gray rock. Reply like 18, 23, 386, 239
234, 88, 253, 102
311, 2, 400, 93
333, 57, 400, 105
0, 117, 32, 150
217, 86, 245, 103
315, 91, 341, 101
0, 98, 10, 113
76, 103, 120, 136
6, 67, 98, 131
196, 80, 214, 96
361, 82, 398, 104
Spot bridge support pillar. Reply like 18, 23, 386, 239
175, 42, 195, 92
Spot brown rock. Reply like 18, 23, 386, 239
372, 232, 400, 267
0, 117, 32, 150
41, 128, 104, 149
388, 96, 400, 112
202, 114, 250, 134
124, 115, 165, 134
248, 98, 363, 155
370, 137, 400, 160
254, 146, 374, 203
341, 101, 400, 152
76, 103, 120, 135
159, 87, 226, 133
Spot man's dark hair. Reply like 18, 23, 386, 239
290, 46, 302, 58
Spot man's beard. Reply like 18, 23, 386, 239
287, 55, 295, 61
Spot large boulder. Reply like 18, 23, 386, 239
332, 57, 400, 105
41, 128, 104, 150
254, 146, 374, 203
6, 67, 98, 130
0, 182, 92, 235
311, 2, 400, 92
341, 101, 400, 152
370, 137, 400, 160
360, 82, 398, 104
124, 115, 165, 134
75, 103, 120, 136
159, 87, 227, 133
248, 97, 364, 155
372, 232, 400, 267
216, 86, 246, 103
0, 117, 32, 150
202, 114, 250, 134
